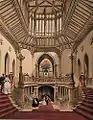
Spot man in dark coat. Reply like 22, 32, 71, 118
0, 74, 5, 93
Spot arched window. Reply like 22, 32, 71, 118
5, 53, 9, 75
78, 59, 81, 77
84, 54, 89, 85
38, 54, 54, 77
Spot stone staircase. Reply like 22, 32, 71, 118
0, 93, 19, 118
74, 88, 93, 120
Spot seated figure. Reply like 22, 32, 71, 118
32, 98, 39, 107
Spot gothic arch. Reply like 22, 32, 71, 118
37, 53, 55, 77
38, 85, 54, 101
5, 52, 10, 75
77, 59, 81, 77
12, 59, 15, 75
84, 53, 89, 84
36, 53, 56, 65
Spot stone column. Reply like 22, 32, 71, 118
17, 53, 25, 108
54, 86, 58, 103
68, 87, 74, 108
60, 86, 61, 97
59, 54, 62, 74
34, 86, 38, 97
54, 64, 57, 78
68, 52, 75, 88
35, 64, 38, 77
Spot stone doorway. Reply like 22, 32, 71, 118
38, 86, 54, 101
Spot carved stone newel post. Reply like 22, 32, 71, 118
17, 53, 25, 108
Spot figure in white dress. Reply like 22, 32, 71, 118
42, 96, 46, 105
3, 75, 11, 94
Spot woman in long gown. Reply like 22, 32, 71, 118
42, 96, 46, 105
3, 75, 11, 94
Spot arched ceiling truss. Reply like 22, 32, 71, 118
0, 0, 93, 54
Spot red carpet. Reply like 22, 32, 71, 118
0, 93, 18, 118
4, 101, 86, 120
37, 101, 57, 111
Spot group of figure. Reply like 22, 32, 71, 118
42, 94, 50, 105
32, 94, 50, 107
0, 74, 12, 94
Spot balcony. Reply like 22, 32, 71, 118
23, 75, 73, 86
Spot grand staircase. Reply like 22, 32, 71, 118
0, 93, 18, 118
4, 100, 86, 120
74, 87, 93, 120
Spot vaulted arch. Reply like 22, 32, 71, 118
5, 53, 10, 75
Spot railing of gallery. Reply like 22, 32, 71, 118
23, 74, 72, 85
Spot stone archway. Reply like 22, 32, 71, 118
78, 59, 81, 77
38, 85, 54, 101
5, 53, 10, 75
12, 59, 15, 76
37, 54, 55, 77
84, 54, 89, 85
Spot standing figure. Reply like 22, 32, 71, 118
42, 96, 47, 105
0, 74, 5, 93
79, 73, 86, 88
3, 75, 11, 94
45, 95, 50, 105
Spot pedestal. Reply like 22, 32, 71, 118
54, 86, 58, 103
18, 84, 24, 108
68, 88, 75, 109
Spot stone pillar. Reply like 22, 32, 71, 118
35, 64, 38, 77
54, 86, 58, 103
15, 50, 20, 87
68, 87, 74, 108
60, 86, 61, 97
54, 64, 57, 78
59, 54, 62, 74
68, 52, 75, 88
35, 86, 38, 97
17, 53, 25, 108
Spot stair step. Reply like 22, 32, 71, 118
0, 102, 12, 107
83, 99, 93, 103
0, 105, 15, 113
74, 108, 93, 120
85, 94, 93, 96
81, 102, 93, 108
0, 107, 17, 118
84, 91, 93, 93
0, 98, 10, 103
86, 96, 93, 100
78, 104, 93, 114
0, 95, 8, 99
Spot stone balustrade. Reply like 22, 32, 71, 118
23, 75, 72, 85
